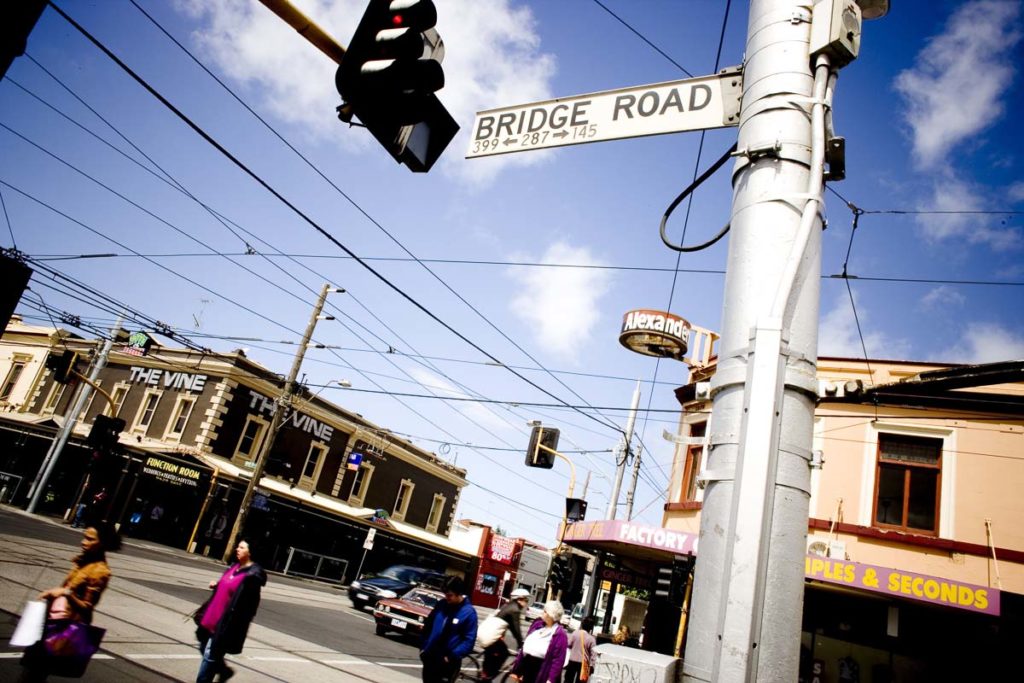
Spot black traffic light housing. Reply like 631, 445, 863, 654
46, 350, 79, 384
88, 415, 125, 452
654, 555, 693, 607
0, 251, 32, 333
526, 425, 559, 469
0, 0, 47, 81
566, 497, 587, 522
548, 553, 570, 590
336, 0, 458, 172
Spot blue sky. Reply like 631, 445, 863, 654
2, 0, 1022, 546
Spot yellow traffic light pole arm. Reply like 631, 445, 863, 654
258, 0, 347, 65
72, 369, 114, 411
538, 443, 575, 498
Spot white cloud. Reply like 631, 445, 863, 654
818, 296, 912, 361
894, 0, 1022, 168
175, 0, 557, 184
919, 285, 966, 311
916, 172, 1021, 249
1009, 181, 1024, 203
945, 322, 1024, 364
507, 242, 613, 361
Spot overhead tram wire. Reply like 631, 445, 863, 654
589, 0, 694, 77
123, 1, 628, 439
635, 0, 734, 490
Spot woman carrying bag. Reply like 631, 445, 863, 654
19, 523, 121, 681
509, 601, 568, 683
563, 616, 595, 683
194, 539, 266, 683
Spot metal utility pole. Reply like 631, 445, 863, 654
605, 380, 641, 520
221, 283, 341, 562
681, 1, 834, 680
27, 326, 118, 513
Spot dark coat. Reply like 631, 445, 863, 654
207, 563, 267, 656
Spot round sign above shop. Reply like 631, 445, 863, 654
619, 309, 691, 361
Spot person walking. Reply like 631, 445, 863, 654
509, 601, 568, 683
194, 539, 266, 683
563, 616, 596, 683
480, 588, 531, 680
20, 522, 121, 681
420, 575, 478, 683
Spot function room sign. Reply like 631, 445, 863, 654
468, 67, 741, 158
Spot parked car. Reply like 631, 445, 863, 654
525, 601, 546, 621
348, 565, 445, 611
373, 586, 444, 637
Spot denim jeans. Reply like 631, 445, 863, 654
196, 637, 225, 683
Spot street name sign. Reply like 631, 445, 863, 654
467, 67, 741, 158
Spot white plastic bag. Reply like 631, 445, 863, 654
11, 600, 47, 647
476, 614, 509, 648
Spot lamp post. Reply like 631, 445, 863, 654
221, 283, 343, 562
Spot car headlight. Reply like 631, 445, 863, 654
351, 581, 361, 589
380, 605, 389, 613
379, 590, 398, 599
417, 616, 425, 623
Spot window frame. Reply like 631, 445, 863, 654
164, 394, 197, 441
131, 388, 163, 434
300, 441, 330, 487
1, 357, 29, 403
105, 382, 130, 419
42, 381, 66, 415
392, 478, 415, 522
80, 380, 103, 423
348, 462, 375, 507
872, 432, 943, 536
234, 415, 269, 465
426, 493, 446, 533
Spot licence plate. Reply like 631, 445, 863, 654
390, 618, 407, 629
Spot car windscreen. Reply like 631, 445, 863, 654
380, 567, 418, 582
404, 590, 441, 608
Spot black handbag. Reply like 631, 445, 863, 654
191, 595, 212, 626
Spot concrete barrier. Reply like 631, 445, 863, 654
591, 644, 679, 683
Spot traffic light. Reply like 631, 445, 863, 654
46, 350, 79, 384
548, 554, 570, 590
87, 415, 125, 451
566, 497, 587, 522
336, 0, 458, 172
1, 0, 47, 80
525, 425, 559, 469
654, 556, 692, 607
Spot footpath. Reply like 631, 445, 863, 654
0, 507, 419, 682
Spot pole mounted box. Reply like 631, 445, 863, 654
525, 425, 559, 469
809, 0, 862, 67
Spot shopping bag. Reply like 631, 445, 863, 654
42, 620, 106, 678
10, 600, 47, 646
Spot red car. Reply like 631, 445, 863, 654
373, 586, 444, 637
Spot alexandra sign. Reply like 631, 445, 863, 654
618, 309, 691, 361
805, 555, 999, 616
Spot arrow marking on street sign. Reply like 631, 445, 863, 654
467, 67, 742, 158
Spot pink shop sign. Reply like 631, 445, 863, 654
563, 519, 697, 555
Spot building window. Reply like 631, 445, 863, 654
301, 442, 329, 482
393, 479, 414, 522
105, 383, 129, 418
1, 360, 27, 402
348, 462, 375, 507
80, 380, 102, 422
165, 395, 197, 439
426, 493, 446, 533
43, 382, 66, 414
873, 433, 942, 534
132, 389, 162, 433
234, 415, 268, 464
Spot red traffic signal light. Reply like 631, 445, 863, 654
336, 0, 458, 172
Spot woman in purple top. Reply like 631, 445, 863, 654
509, 600, 569, 683
195, 540, 267, 683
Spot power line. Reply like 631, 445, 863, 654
589, 0, 694, 77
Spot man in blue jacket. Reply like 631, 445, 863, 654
421, 575, 478, 682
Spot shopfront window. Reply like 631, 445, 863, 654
873, 433, 941, 534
